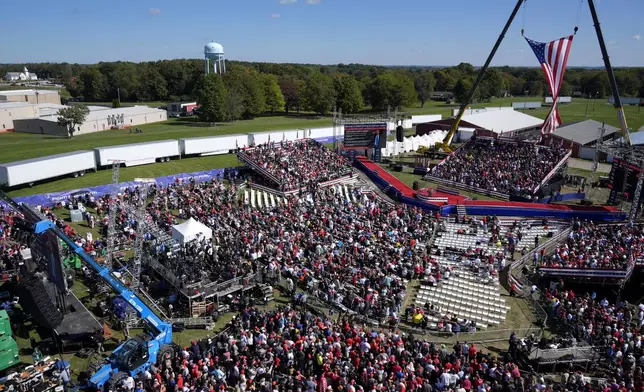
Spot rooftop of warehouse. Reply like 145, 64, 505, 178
0, 101, 35, 109
0, 89, 60, 96
553, 119, 620, 146
39, 105, 166, 122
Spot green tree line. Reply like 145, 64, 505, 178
2, 61, 642, 119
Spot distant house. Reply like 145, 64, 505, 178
3, 66, 38, 82
430, 91, 454, 102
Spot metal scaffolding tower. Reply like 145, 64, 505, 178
104, 161, 121, 270
598, 141, 644, 221
332, 106, 399, 158
129, 178, 155, 291
126, 178, 155, 328
587, 123, 606, 201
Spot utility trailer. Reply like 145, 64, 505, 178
94, 140, 180, 167
180, 134, 248, 156
249, 130, 297, 146
0, 150, 96, 188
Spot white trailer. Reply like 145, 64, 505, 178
545, 96, 572, 104
249, 130, 292, 146
308, 127, 334, 140
282, 129, 306, 142
0, 150, 96, 187
94, 140, 180, 167
411, 114, 442, 125
180, 134, 249, 156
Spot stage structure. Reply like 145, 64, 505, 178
599, 141, 644, 220
332, 107, 399, 163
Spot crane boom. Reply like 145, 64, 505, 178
437, 0, 525, 152
32, 219, 171, 339
587, 0, 631, 145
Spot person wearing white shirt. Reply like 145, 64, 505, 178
124, 375, 135, 391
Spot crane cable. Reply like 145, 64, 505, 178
521, 0, 527, 36
574, 0, 583, 35
521, 0, 583, 36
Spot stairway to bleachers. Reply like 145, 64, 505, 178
244, 184, 364, 208
414, 273, 509, 329
244, 188, 288, 209
416, 219, 567, 328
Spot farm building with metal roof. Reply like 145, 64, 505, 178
541, 119, 621, 160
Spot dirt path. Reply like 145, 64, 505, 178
567, 158, 611, 173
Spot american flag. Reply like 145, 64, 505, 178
525, 35, 574, 134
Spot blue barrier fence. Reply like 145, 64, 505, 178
11, 167, 240, 207
353, 158, 625, 221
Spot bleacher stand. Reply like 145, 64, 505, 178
540, 220, 643, 270
241, 139, 352, 191
429, 138, 568, 197
409, 216, 566, 331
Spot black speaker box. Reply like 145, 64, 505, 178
396, 126, 404, 142
16, 275, 64, 329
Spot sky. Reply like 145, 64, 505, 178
0, 0, 642, 66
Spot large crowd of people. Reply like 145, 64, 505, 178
542, 283, 644, 389
428, 138, 568, 196
242, 140, 353, 191
117, 305, 545, 392
539, 220, 644, 270
143, 178, 436, 322
5, 139, 644, 392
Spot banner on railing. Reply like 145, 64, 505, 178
533, 149, 572, 194
538, 267, 630, 279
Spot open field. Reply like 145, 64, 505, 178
0, 116, 332, 164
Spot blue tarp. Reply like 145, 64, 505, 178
12, 168, 234, 207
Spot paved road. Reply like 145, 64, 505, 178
568, 157, 611, 173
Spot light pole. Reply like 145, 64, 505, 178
524, 90, 529, 109
592, 91, 598, 113
585, 93, 591, 117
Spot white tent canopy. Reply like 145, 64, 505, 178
171, 217, 213, 245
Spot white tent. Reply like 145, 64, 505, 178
171, 217, 213, 245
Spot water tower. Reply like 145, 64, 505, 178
204, 41, 225, 75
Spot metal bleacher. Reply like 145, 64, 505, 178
415, 274, 509, 329
415, 219, 568, 329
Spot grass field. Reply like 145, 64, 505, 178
0, 116, 332, 164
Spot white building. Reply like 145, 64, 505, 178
3, 67, 38, 82
13, 105, 168, 136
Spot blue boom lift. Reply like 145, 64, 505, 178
15, 207, 177, 390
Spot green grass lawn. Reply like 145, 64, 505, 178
0, 116, 332, 164
405, 97, 643, 130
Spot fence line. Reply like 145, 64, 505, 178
507, 226, 572, 326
